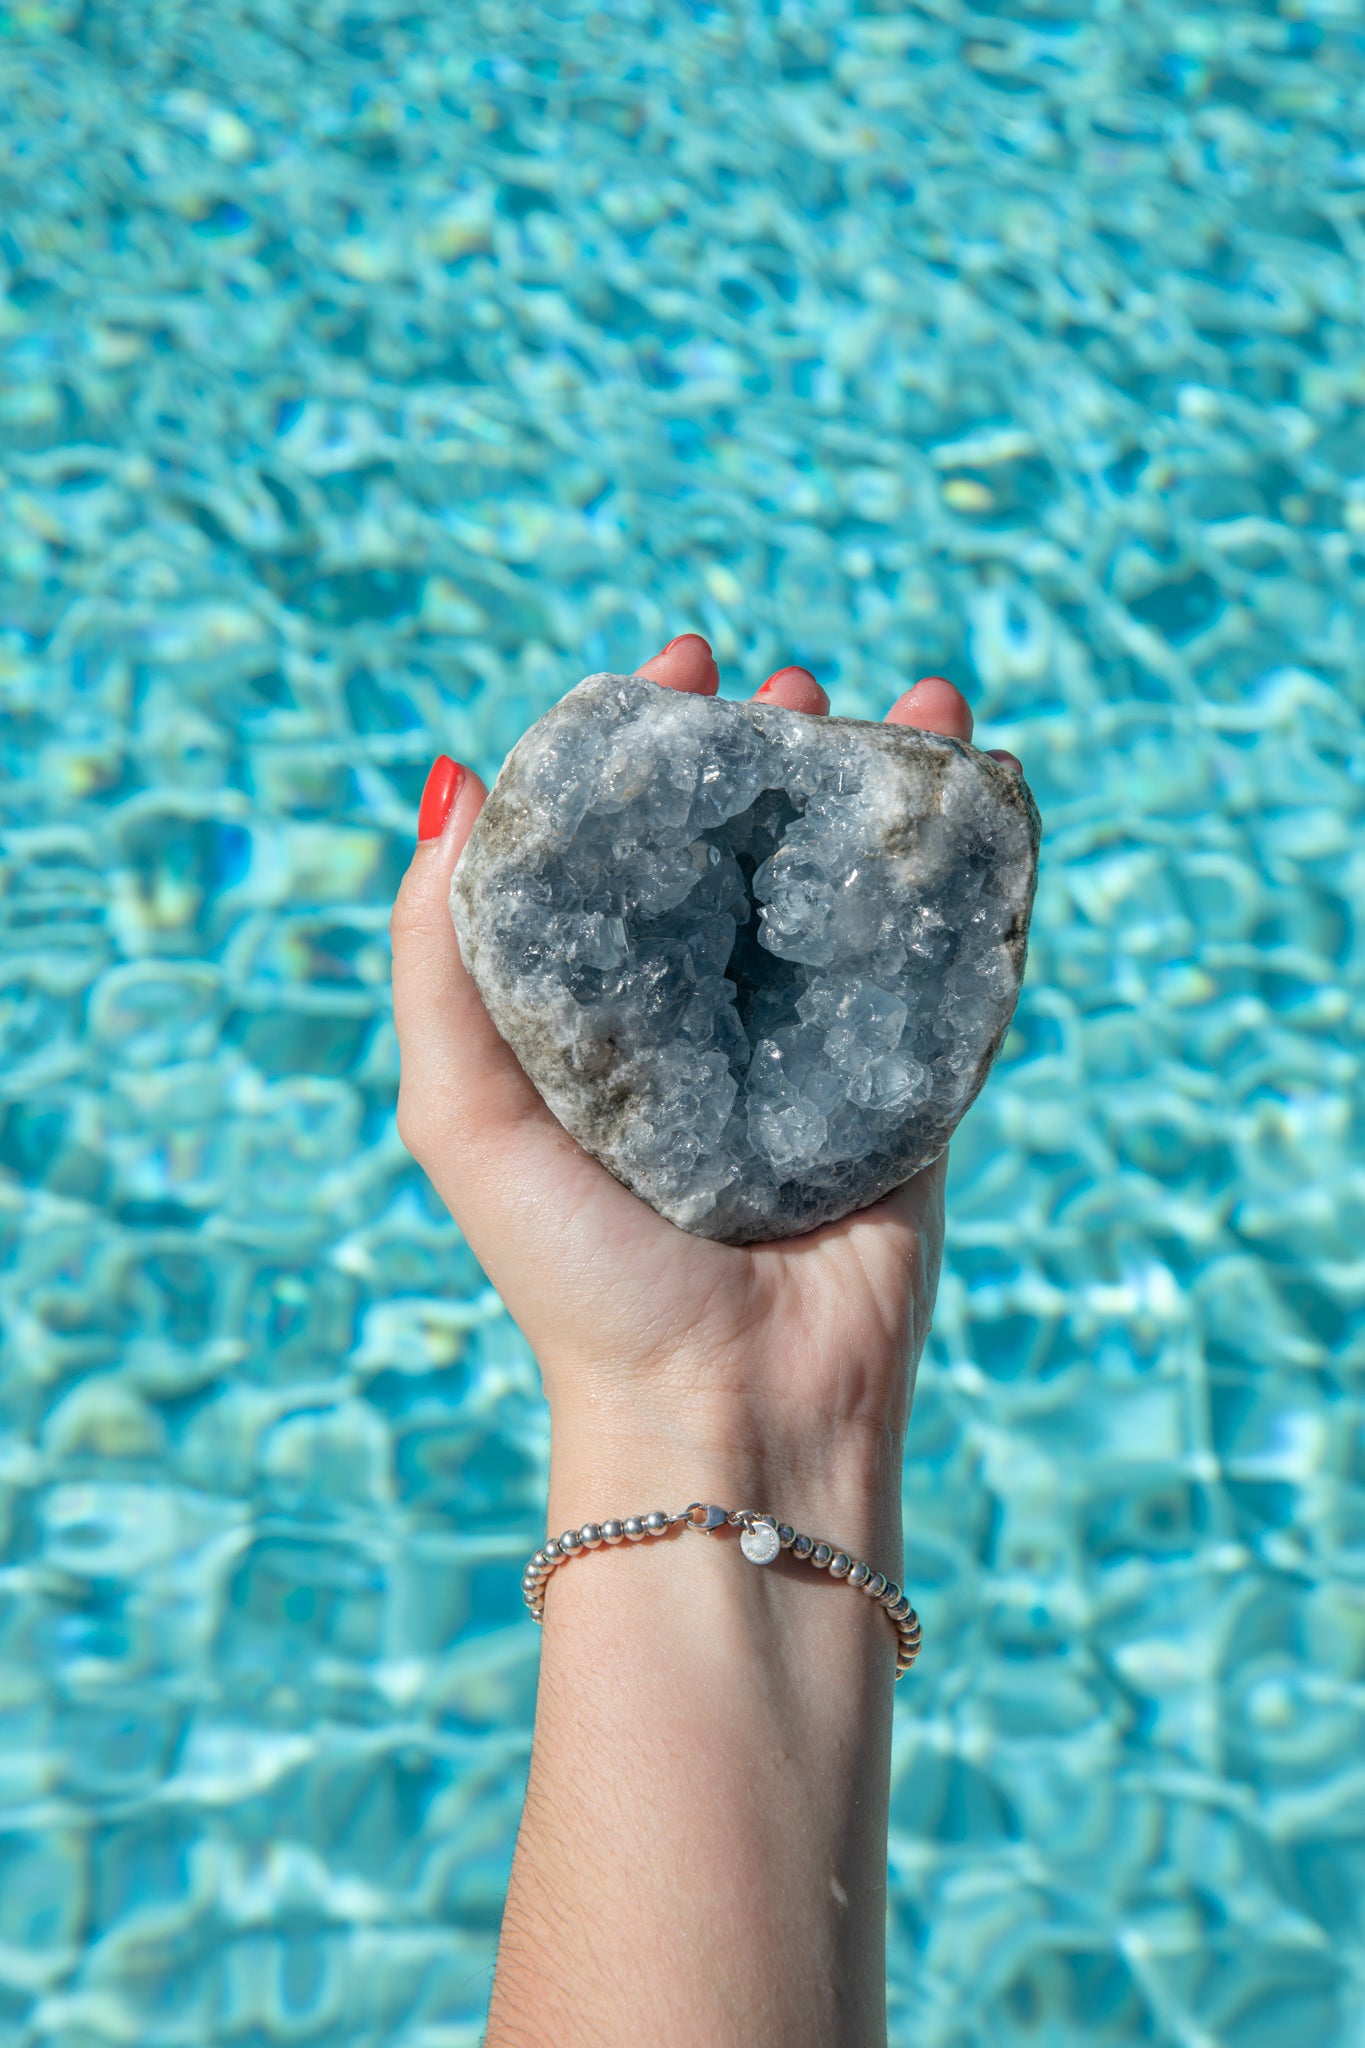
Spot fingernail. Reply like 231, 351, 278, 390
418, 755, 464, 840
986, 748, 1023, 775
911, 675, 952, 692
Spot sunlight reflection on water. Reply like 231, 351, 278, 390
1, 3, 1362, 2042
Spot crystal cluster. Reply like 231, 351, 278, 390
451, 674, 1040, 1242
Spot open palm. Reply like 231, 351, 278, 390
391, 637, 1019, 1466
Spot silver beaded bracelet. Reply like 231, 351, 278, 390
521, 1501, 922, 1679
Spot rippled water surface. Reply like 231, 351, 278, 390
2, 2, 1363, 2042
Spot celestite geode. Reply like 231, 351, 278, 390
450, 673, 1040, 1243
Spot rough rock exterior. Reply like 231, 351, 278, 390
451, 673, 1040, 1243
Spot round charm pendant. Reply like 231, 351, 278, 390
740, 1519, 781, 1566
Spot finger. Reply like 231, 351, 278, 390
394, 757, 540, 1143
754, 665, 829, 716
884, 675, 973, 742
634, 632, 720, 696
391, 759, 615, 1236
985, 747, 1023, 776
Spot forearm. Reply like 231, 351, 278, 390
487, 1410, 905, 2048
392, 645, 967, 2044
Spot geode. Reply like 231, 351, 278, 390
450, 672, 1040, 1244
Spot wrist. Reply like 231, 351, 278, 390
503, 1431, 901, 2048
544, 1386, 905, 1575
506, 1366, 907, 2048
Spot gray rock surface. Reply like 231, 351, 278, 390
451, 673, 1040, 1243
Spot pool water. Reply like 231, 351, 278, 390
1, 3, 1362, 2043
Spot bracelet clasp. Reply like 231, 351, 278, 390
682, 1502, 729, 1533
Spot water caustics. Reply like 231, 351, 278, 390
0, 3, 1362, 2044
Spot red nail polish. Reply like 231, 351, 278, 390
758, 667, 818, 698
418, 756, 464, 840
912, 675, 952, 691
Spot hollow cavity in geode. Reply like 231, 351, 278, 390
451, 672, 1040, 1244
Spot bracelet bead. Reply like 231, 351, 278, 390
523, 1500, 921, 1678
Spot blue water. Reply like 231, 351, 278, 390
1, 3, 1362, 2042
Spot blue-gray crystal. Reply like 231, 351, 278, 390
451, 674, 1040, 1244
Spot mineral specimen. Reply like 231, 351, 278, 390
450, 673, 1040, 1244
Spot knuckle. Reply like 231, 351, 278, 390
388, 892, 426, 949
395, 1090, 428, 1162
389, 859, 451, 949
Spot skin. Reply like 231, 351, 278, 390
390, 636, 1025, 2048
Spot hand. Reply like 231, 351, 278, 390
390, 637, 1022, 1545
394, 639, 1026, 2047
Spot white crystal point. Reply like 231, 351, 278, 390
739, 1520, 781, 1565
450, 672, 1040, 1244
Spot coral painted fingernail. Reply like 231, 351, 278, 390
758, 666, 818, 695
418, 755, 464, 840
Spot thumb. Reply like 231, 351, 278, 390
389, 756, 556, 1216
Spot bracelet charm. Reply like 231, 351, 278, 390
521, 1501, 922, 1679
739, 1517, 782, 1565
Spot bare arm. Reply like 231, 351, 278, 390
390, 636, 1008, 2046
492, 1412, 907, 2046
